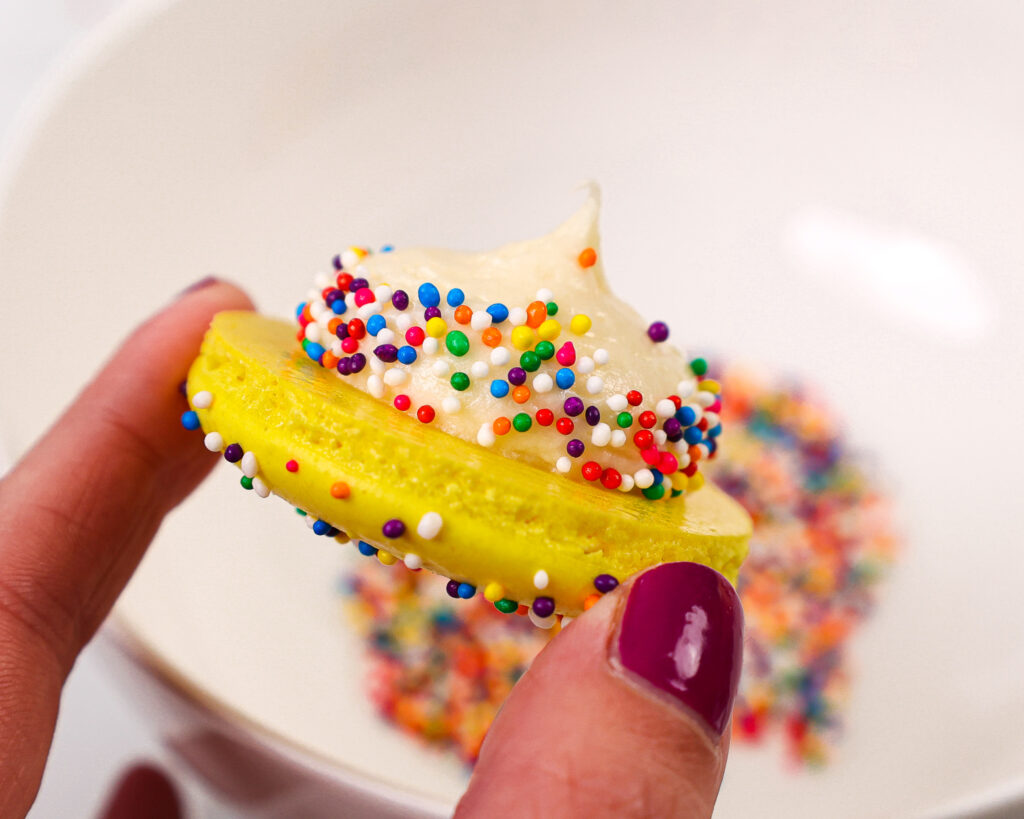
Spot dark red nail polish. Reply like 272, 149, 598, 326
616, 562, 743, 737
178, 276, 220, 297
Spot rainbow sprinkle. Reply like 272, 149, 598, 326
342, 362, 900, 767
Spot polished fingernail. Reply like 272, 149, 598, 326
177, 276, 220, 297
616, 562, 743, 737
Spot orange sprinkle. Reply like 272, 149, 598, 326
321, 351, 340, 369
517, 604, 529, 616
578, 247, 597, 268
454, 305, 473, 325
327, 317, 343, 334
481, 327, 502, 347
493, 416, 511, 435
583, 593, 601, 611
512, 386, 531, 404
688, 445, 703, 462
526, 300, 547, 328
301, 304, 313, 321
330, 481, 351, 499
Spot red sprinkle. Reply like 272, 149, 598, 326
601, 467, 622, 489
536, 408, 554, 426
627, 390, 643, 406
633, 430, 654, 449
347, 319, 366, 339
581, 461, 602, 481
638, 411, 657, 429
336, 272, 353, 291
669, 394, 682, 409
556, 417, 574, 435
417, 405, 436, 424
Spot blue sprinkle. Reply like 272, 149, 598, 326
380, 244, 394, 252
357, 541, 378, 556
486, 303, 509, 323
457, 582, 477, 599
708, 424, 722, 438
312, 520, 331, 536
675, 406, 697, 426
555, 368, 576, 389
683, 426, 703, 445
180, 410, 200, 430
366, 314, 387, 336
446, 288, 465, 307
650, 468, 664, 486
417, 282, 441, 307
305, 342, 325, 362
397, 345, 417, 365
295, 302, 307, 318
490, 379, 510, 398
331, 299, 347, 315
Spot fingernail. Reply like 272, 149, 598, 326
615, 562, 743, 737
177, 276, 220, 297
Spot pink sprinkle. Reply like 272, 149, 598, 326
659, 452, 679, 474
286, 459, 299, 472
555, 342, 576, 366
641, 447, 660, 465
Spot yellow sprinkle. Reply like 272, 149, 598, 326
483, 582, 505, 602
671, 473, 689, 492
511, 325, 537, 350
688, 472, 705, 492
570, 314, 592, 335
350, 246, 369, 259
377, 550, 398, 565
698, 379, 721, 394
425, 316, 448, 338
537, 319, 561, 340
333, 531, 351, 544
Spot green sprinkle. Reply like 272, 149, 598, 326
535, 340, 555, 360
546, 301, 558, 315
670, 488, 684, 497
690, 357, 708, 376
450, 371, 470, 391
240, 476, 253, 490
295, 508, 307, 516
642, 484, 666, 500
494, 598, 518, 613
512, 412, 532, 432
445, 330, 470, 357
616, 411, 633, 428
519, 351, 541, 372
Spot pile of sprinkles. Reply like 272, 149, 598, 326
293, 245, 722, 501
341, 363, 901, 767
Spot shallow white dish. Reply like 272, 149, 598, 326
2, 0, 1024, 816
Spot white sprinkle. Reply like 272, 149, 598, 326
560, 615, 574, 627
470, 311, 491, 331
191, 390, 213, 409
314, 272, 330, 288
369, 356, 386, 374
477, 424, 496, 447
536, 287, 554, 302
591, 422, 612, 447
490, 347, 511, 366
556, 456, 572, 473
634, 469, 655, 489
529, 609, 557, 629
610, 430, 627, 447
354, 263, 369, 277
677, 378, 697, 398
360, 303, 383, 321
577, 356, 595, 375
252, 477, 270, 498
431, 359, 450, 377
240, 451, 259, 478
704, 411, 720, 428
416, 511, 444, 540
655, 398, 676, 418
593, 348, 609, 365
676, 451, 691, 468
508, 307, 527, 326
367, 374, 384, 398
653, 430, 668, 445
395, 313, 412, 332
341, 249, 361, 269
307, 312, 325, 333
330, 340, 343, 356
442, 396, 461, 414
306, 288, 321, 303
375, 328, 395, 345
470, 361, 489, 379
695, 390, 715, 408
403, 553, 423, 570
532, 373, 553, 393
422, 337, 440, 355
619, 474, 635, 492
607, 394, 628, 412
203, 432, 223, 452
533, 570, 549, 590
383, 368, 407, 386
305, 515, 317, 529
374, 284, 393, 304
585, 375, 604, 394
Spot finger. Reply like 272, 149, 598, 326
0, 279, 252, 818
97, 763, 181, 819
457, 562, 743, 819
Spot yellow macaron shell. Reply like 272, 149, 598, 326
188, 311, 751, 616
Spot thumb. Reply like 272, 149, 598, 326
457, 562, 743, 818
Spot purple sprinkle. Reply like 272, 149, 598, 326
508, 367, 527, 386
663, 417, 682, 437
224, 443, 243, 463
594, 574, 619, 593
532, 597, 555, 618
374, 344, 398, 363
446, 579, 461, 598
337, 357, 352, 375
567, 439, 585, 458
564, 396, 584, 416
349, 353, 366, 373
335, 322, 349, 340
382, 518, 406, 538
585, 405, 601, 426
178, 380, 188, 397
424, 306, 442, 321
332, 254, 343, 270
349, 277, 369, 291
392, 290, 409, 310
325, 288, 344, 304
647, 321, 670, 342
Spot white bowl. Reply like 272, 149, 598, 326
2, 0, 1024, 816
